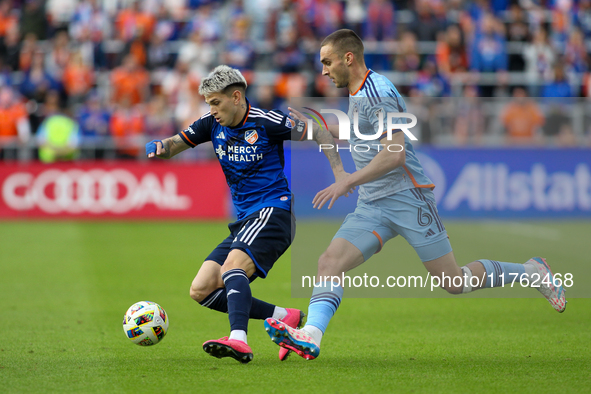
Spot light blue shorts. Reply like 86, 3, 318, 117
334, 188, 452, 262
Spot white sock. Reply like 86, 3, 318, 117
229, 330, 247, 344
302, 325, 323, 346
272, 306, 288, 321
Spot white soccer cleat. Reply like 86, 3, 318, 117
524, 257, 566, 313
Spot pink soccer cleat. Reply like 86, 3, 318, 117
264, 318, 319, 360
203, 336, 253, 364
524, 257, 567, 313
278, 308, 306, 361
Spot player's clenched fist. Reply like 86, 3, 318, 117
146, 139, 164, 158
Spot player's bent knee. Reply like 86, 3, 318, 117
189, 284, 203, 302
220, 249, 256, 277
437, 267, 471, 295
318, 251, 335, 273
189, 282, 217, 303
318, 251, 339, 276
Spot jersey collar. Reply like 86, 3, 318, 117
350, 69, 372, 96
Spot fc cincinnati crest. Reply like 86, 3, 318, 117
245, 129, 258, 144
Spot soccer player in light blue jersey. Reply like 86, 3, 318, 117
147, 65, 346, 363
264, 29, 567, 361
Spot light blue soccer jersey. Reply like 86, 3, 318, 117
348, 69, 434, 201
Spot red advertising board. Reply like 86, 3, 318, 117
0, 161, 229, 219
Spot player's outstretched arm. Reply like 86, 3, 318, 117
289, 106, 349, 183
146, 135, 191, 159
312, 132, 406, 209
289, 107, 341, 138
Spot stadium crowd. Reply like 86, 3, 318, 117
0, 0, 590, 161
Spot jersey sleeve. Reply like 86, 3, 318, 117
178, 113, 215, 147
264, 109, 308, 142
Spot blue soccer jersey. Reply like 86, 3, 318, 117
178, 99, 294, 220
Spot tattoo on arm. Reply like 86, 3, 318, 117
312, 122, 344, 174
159, 135, 185, 159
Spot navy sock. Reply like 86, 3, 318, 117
222, 268, 251, 333
249, 298, 276, 320
199, 288, 228, 313
199, 288, 275, 320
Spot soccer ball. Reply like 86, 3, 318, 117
123, 301, 169, 346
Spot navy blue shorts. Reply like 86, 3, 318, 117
206, 207, 295, 279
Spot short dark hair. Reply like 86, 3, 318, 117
321, 29, 364, 63
223, 82, 246, 97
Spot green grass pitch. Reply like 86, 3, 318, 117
1, 221, 590, 393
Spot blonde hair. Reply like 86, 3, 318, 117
198, 65, 248, 96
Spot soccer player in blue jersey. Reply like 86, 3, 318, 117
146, 65, 348, 363
264, 29, 567, 360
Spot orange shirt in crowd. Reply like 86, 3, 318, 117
110, 67, 149, 105
62, 64, 94, 96
116, 9, 155, 42
135, 12, 155, 41
0, 102, 27, 140
116, 8, 137, 41
502, 101, 544, 141
110, 108, 145, 157
0, 13, 16, 37
435, 42, 468, 74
